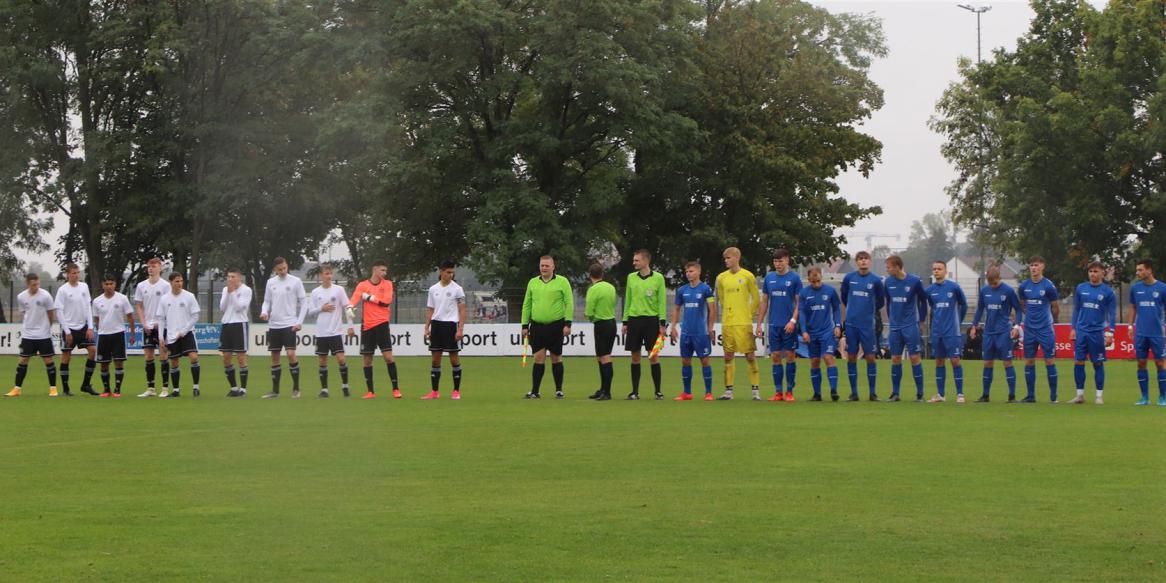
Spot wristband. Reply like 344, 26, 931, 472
659, 320, 667, 328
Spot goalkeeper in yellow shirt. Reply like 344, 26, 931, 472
715, 247, 762, 400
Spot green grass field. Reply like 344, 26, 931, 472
1, 355, 1164, 581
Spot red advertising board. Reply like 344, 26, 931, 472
1014, 324, 1135, 359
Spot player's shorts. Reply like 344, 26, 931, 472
1134, 336, 1165, 361
807, 332, 837, 359
428, 320, 460, 353
680, 334, 712, 359
844, 325, 876, 356
360, 322, 394, 355
982, 332, 1014, 361
19, 338, 54, 358
219, 322, 248, 353
166, 333, 198, 357
95, 333, 127, 363
624, 316, 660, 353
593, 319, 616, 357
1023, 329, 1056, 359
889, 326, 923, 357
267, 327, 298, 351
142, 326, 161, 350
315, 335, 345, 356
61, 326, 95, 351
767, 325, 798, 353
931, 335, 963, 360
528, 321, 565, 356
1073, 331, 1106, 363
722, 325, 755, 355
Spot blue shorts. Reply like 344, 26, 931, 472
767, 325, 798, 353
1023, 329, 1056, 359
1073, 331, 1106, 363
807, 332, 837, 359
982, 332, 1013, 361
679, 334, 712, 359
931, 335, 963, 360
1135, 336, 1165, 361
889, 326, 922, 357
844, 325, 876, 355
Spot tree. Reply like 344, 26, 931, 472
898, 212, 957, 276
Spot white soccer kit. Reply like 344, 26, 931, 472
220, 284, 253, 324
92, 292, 134, 335
17, 289, 55, 340
54, 282, 93, 331
427, 281, 466, 323
156, 290, 200, 344
309, 284, 350, 338
261, 274, 308, 329
134, 278, 169, 330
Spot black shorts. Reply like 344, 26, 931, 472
360, 322, 393, 355
19, 338, 55, 358
315, 335, 344, 356
267, 327, 298, 351
624, 316, 661, 353
96, 333, 127, 362
143, 326, 161, 350
429, 321, 460, 353
219, 322, 248, 353
528, 321, 565, 356
61, 326, 95, 351
166, 333, 198, 357
594, 319, 617, 357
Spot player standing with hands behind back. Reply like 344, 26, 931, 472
522, 255, 573, 399
423, 261, 467, 400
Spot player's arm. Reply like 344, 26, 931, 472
560, 279, 573, 335
295, 283, 308, 328
1049, 285, 1060, 321
260, 281, 272, 320
456, 292, 467, 339
669, 301, 681, 341
348, 282, 363, 308
915, 282, 928, 324
1105, 289, 1117, 334
520, 281, 533, 333
219, 286, 230, 312
875, 278, 886, 314
756, 287, 769, 335
748, 275, 760, 323
84, 291, 94, 337
831, 290, 842, 337
706, 297, 717, 340
187, 296, 201, 337
956, 286, 968, 325
1071, 286, 1082, 329
655, 277, 667, 330
125, 301, 136, 344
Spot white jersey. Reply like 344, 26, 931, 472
261, 274, 308, 329
309, 284, 350, 337
54, 282, 93, 330
92, 292, 134, 335
427, 280, 466, 323
134, 278, 170, 329
17, 289, 55, 340
219, 283, 253, 324
156, 290, 200, 344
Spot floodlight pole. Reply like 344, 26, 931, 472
957, 4, 992, 64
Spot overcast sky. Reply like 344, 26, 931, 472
20, 1, 1102, 269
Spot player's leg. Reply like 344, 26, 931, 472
167, 353, 182, 395
361, 333, 377, 397
527, 324, 548, 398
744, 350, 761, 400
1022, 336, 1038, 401
648, 349, 663, 400
951, 355, 965, 401
979, 359, 995, 402
335, 352, 349, 397
44, 353, 58, 395
549, 344, 565, 398
142, 344, 158, 396
768, 326, 784, 398
9, 353, 31, 396
628, 349, 643, 399
1072, 333, 1088, 403
1089, 338, 1105, 404
863, 348, 878, 401
99, 358, 111, 396
1155, 346, 1166, 406
808, 354, 823, 400
265, 345, 282, 398
1135, 338, 1151, 404
677, 353, 694, 399
159, 342, 171, 393
286, 345, 302, 398
1042, 332, 1058, 402
223, 350, 238, 396
80, 339, 98, 395
783, 347, 798, 400
426, 349, 442, 398
113, 360, 125, 396
889, 330, 904, 400
449, 351, 462, 399
699, 356, 714, 398
822, 352, 839, 399
383, 349, 400, 397
59, 335, 73, 395
930, 356, 948, 402
845, 326, 860, 398
319, 352, 332, 397
188, 351, 201, 397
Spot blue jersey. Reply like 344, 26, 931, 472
926, 280, 968, 338
1072, 282, 1116, 333
1130, 280, 1166, 338
972, 282, 1021, 335
799, 284, 841, 336
1017, 278, 1058, 331
762, 271, 802, 326
840, 271, 885, 329
883, 273, 927, 331
675, 282, 715, 337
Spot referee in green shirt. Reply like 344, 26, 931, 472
521, 255, 573, 399
623, 249, 668, 400
585, 263, 617, 401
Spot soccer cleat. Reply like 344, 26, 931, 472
1019, 396, 1036, 403
157, 389, 171, 398
1135, 397, 1150, 406
1094, 396, 1104, 405
809, 394, 823, 402
847, 394, 860, 402
48, 387, 58, 397
81, 386, 100, 396
451, 390, 461, 400
392, 388, 403, 399
674, 393, 693, 401
61, 390, 74, 397
1068, 395, 1085, 404
1007, 396, 1017, 403
784, 392, 795, 402
927, 395, 945, 403
1160, 396, 1166, 407
193, 388, 200, 398
5, 387, 20, 397
262, 392, 279, 399
886, 394, 901, 402
421, 391, 440, 400
717, 391, 733, 401
554, 391, 564, 399
318, 390, 330, 398
869, 394, 880, 402
831, 392, 840, 402
955, 394, 966, 404
752, 393, 762, 401
227, 389, 242, 398
138, 388, 157, 398
172, 389, 182, 398
655, 393, 665, 401
703, 393, 714, 401
595, 393, 611, 401
768, 392, 784, 402
112, 392, 122, 398
626, 392, 640, 401
342, 387, 350, 397
100, 392, 112, 398
588, 390, 602, 400
362, 391, 376, 399
291, 390, 300, 399
524, 392, 541, 399
975, 395, 990, 403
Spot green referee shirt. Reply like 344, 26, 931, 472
585, 281, 617, 322
624, 270, 667, 323
521, 274, 573, 325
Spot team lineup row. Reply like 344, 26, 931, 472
6, 249, 1166, 407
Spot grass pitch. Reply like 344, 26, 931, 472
0, 355, 1163, 581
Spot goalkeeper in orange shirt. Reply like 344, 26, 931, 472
347, 260, 402, 399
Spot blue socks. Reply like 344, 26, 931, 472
1093, 362, 1104, 391
785, 362, 796, 392
702, 366, 713, 394
772, 363, 784, 392
982, 367, 993, 398
936, 366, 947, 397
1158, 369, 1166, 398
847, 361, 858, 396
827, 366, 839, 393
682, 365, 693, 394
866, 362, 877, 397
1005, 366, 1016, 398
891, 363, 903, 396
811, 368, 822, 396
1024, 365, 1036, 399
1074, 363, 1086, 390
953, 364, 963, 395
1138, 368, 1150, 400
912, 363, 925, 399
1046, 364, 1058, 401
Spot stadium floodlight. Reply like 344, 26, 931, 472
957, 4, 992, 63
